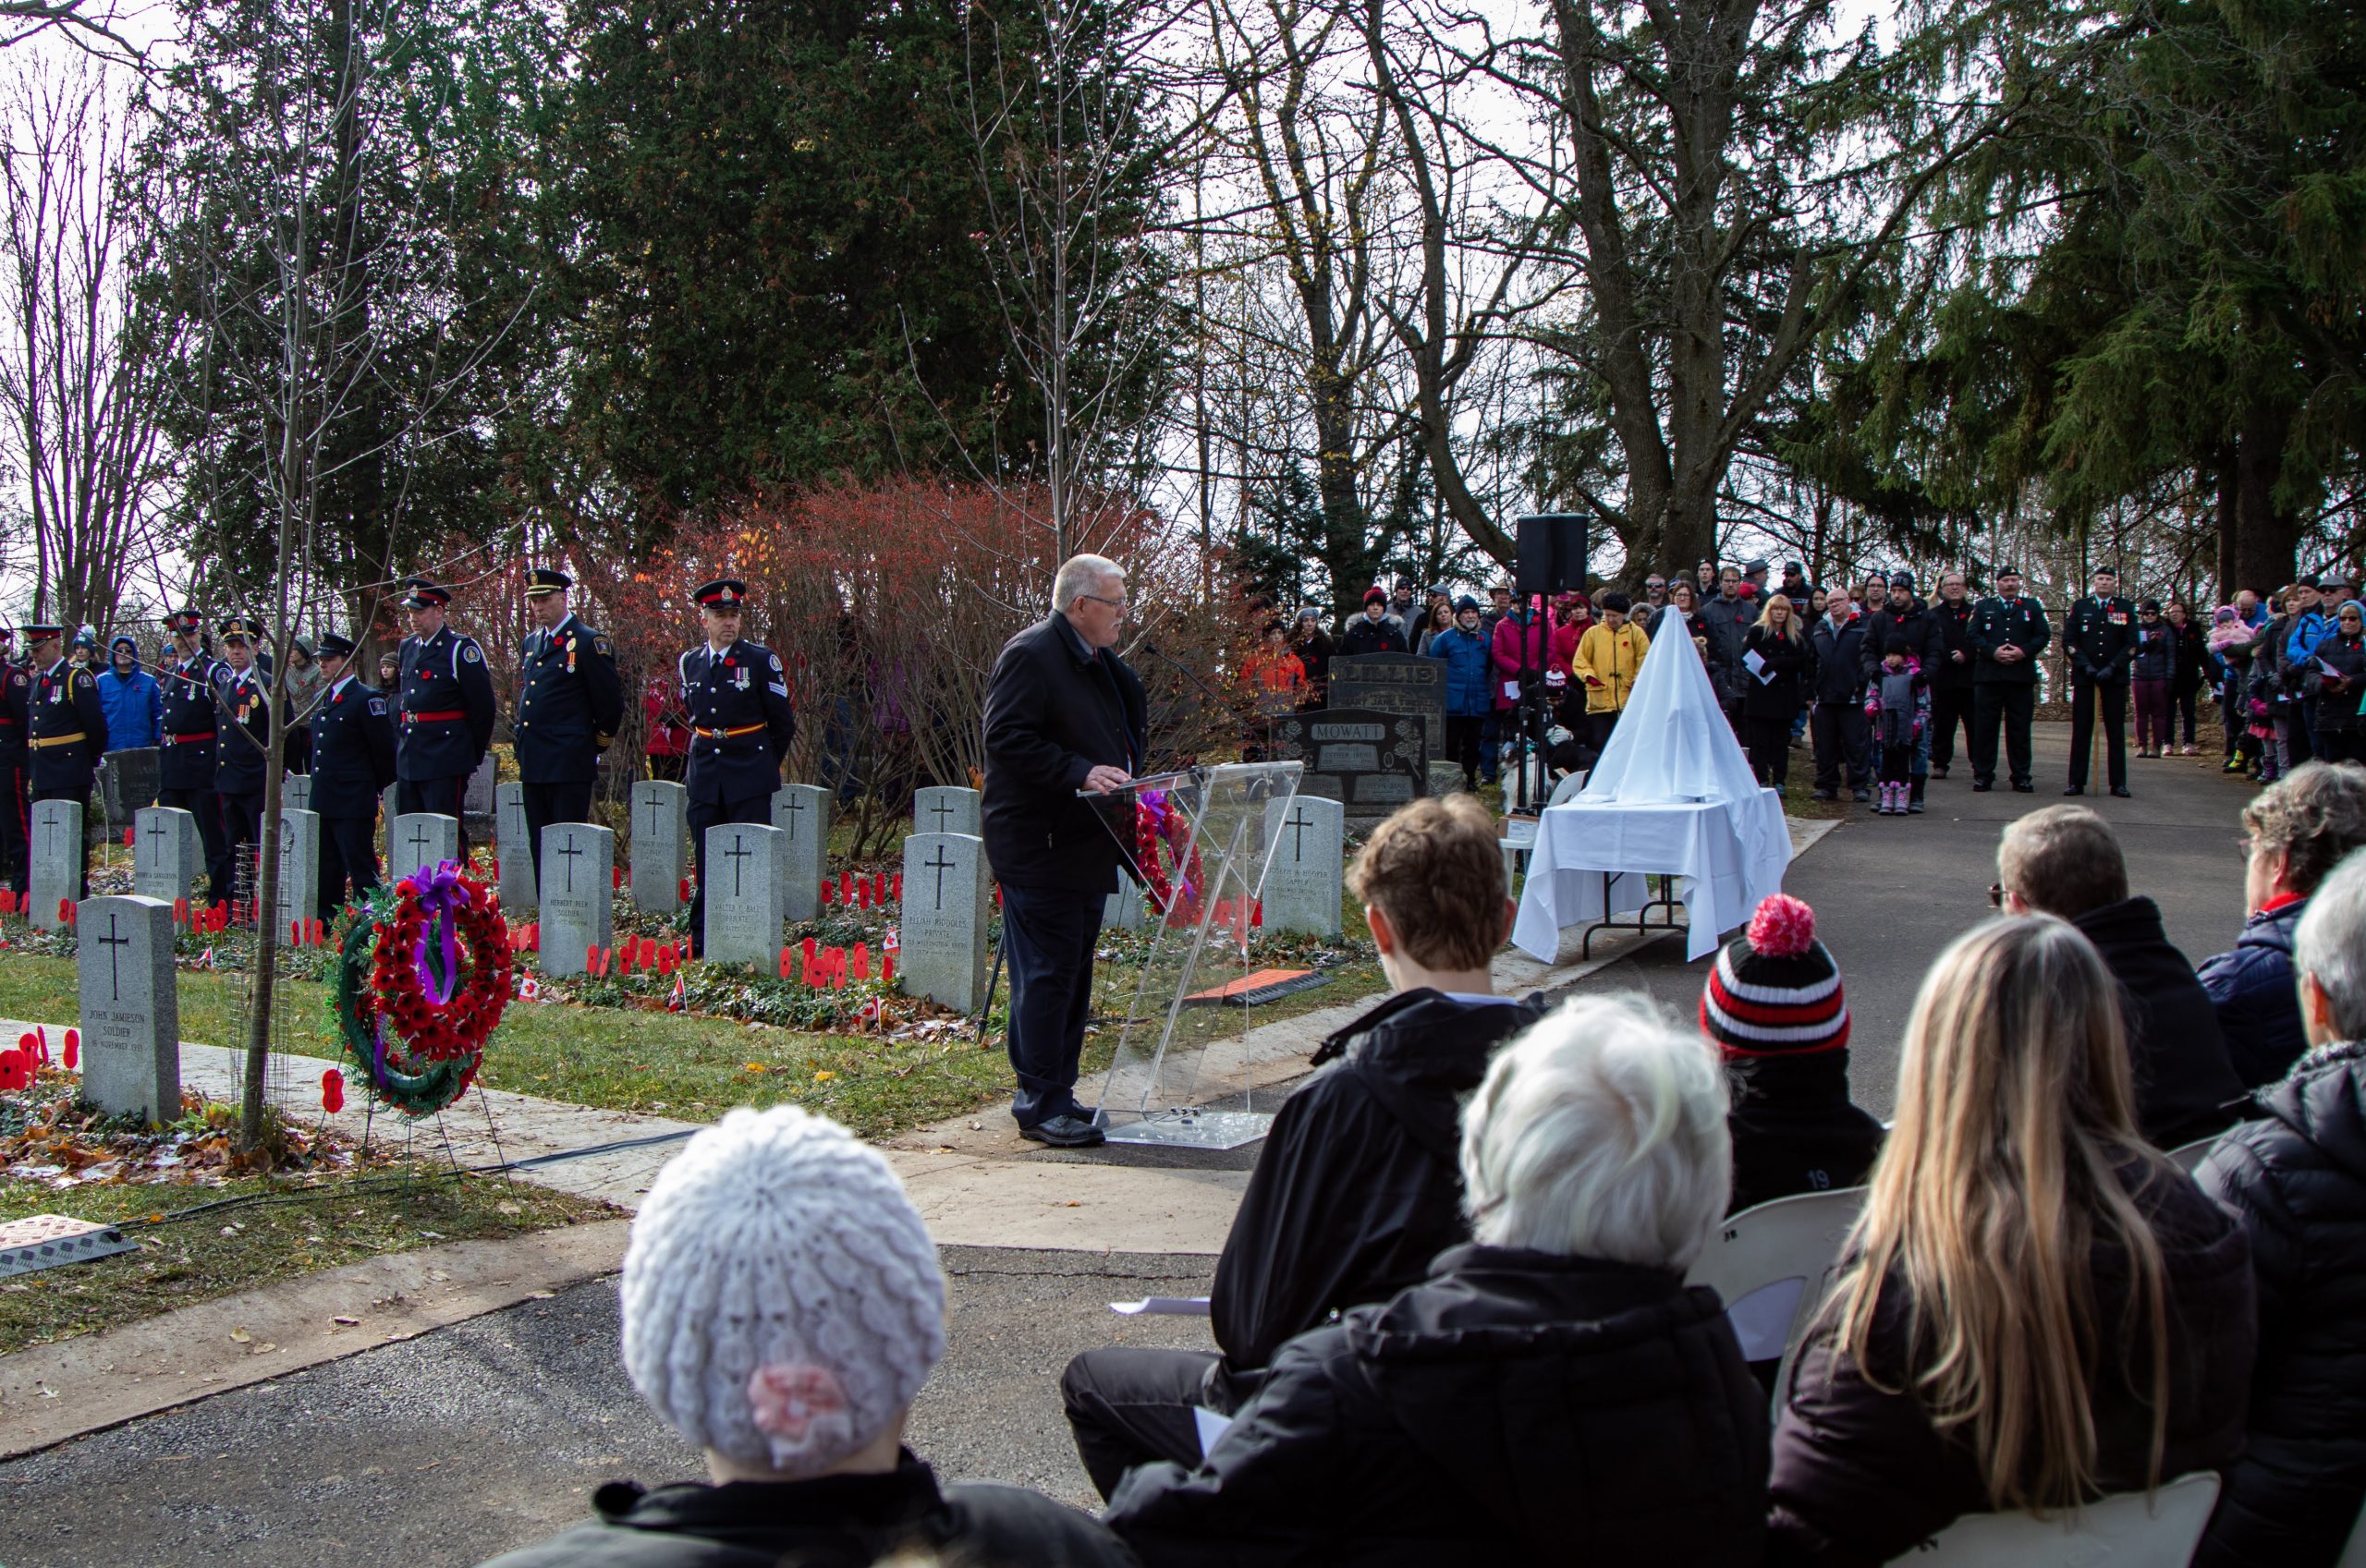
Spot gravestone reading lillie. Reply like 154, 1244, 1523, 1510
631, 780, 689, 916
1265, 709, 1427, 822
274, 808, 320, 930
772, 784, 831, 923
701, 821, 785, 966
76, 894, 179, 1122
912, 785, 982, 839
539, 822, 613, 979
1261, 795, 1344, 936
389, 813, 460, 886
900, 832, 989, 1012
132, 806, 199, 905
29, 798, 81, 931
1328, 653, 1447, 757
495, 783, 537, 910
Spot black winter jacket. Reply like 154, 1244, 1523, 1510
1727, 1051, 1885, 1216
1740, 625, 1814, 722
2311, 631, 2366, 733
1338, 614, 1408, 656
2200, 899, 2312, 1089
1766, 1158, 2255, 1568
2195, 1041, 2366, 1567
1928, 597, 1980, 689
1209, 990, 1543, 1392
2068, 896, 2247, 1148
1809, 615, 1870, 705
475, 1454, 1137, 1568
1860, 598, 1944, 682
981, 614, 1148, 893
1107, 1246, 1772, 1568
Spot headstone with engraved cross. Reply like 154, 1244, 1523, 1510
389, 813, 460, 887
772, 783, 831, 923
274, 808, 321, 930
631, 780, 689, 916
495, 783, 538, 911
912, 785, 981, 839
701, 820, 785, 966
539, 821, 614, 979
75, 894, 179, 1122
899, 832, 989, 1012
29, 797, 82, 931
282, 773, 313, 815
1260, 794, 1344, 936
132, 806, 200, 905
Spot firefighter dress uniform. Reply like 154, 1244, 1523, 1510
157, 608, 234, 906
309, 632, 398, 921
513, 567, 625, 883
25, 623, 108, 901
394, 579, 495, 860
212, 617, 282, 906
680, 578, 796, 955
0, 625, 28, 895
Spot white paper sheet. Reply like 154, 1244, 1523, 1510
1109, 1296, 1213, 1316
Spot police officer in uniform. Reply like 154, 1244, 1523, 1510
1968, 566, 2050, 794
158, 607, 234, 906
0, 619, 28, 896
213, 617, 279, 900
679, 578, 795, 955
2064, 564, 2136, 797
513, 567, 624, 883
24, 621, 107, 900
308, 632, 397, 920
394, 578, 495, 857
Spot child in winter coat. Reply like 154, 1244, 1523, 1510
1864, 636, 1929, 815
2210, 606, 2266, 775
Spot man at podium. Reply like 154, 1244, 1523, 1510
982, 553, 1148, 1149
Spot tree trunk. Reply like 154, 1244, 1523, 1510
2232, 407, 2302, 593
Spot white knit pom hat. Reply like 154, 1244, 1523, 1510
620, 1105, 945, 1474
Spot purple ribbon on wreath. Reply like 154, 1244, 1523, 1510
411, 859, 472, 1006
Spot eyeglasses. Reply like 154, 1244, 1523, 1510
1081, 594, 1130, 614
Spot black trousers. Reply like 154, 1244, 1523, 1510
1971, 684, 2037, 786
1811, 702, 1869, 791
1061, 1347, 1223, 1501
520, 780, 593, 884
397, 774, 470, 860
2317, 729, 2366, 765
158, 785, 231, 905
686, 794, 771, 956
2175, 686, 2200, 745
1000, 881, 1105, 1128
317, 811, 380, 920
1744, 715, 1793, 788
0, 759, 25, 893
2067, 676, 2129, 789
1586, 709, 1621, 754
218, 788, 263, 906
1929, 685, 1975, 772
1443, 714, 1482, 784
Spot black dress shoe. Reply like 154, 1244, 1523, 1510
1971, 780, 1993, 792
1020, 1113, 1106, 1149
1932, 765, 1950, 780
2063, 785, 2085, 796
2110, 785, 2131, 797
2012, 783, 2034, 793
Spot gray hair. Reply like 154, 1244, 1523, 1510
1051, 554, 1124, 612
2296, 848, 2366, 1042
1459, 993, 1731, 1271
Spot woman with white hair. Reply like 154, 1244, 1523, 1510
1104, 994, 1771, 1567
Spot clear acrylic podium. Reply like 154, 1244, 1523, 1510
1089, 760, 1302, 1148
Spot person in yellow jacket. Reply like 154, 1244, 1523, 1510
1574, 590, 1652, 749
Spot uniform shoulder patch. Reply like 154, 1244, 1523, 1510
769, 652, 783, 671
594, 635, 613, 656
462, 643, 482, 663
72, 670, 93, 690
368, 698, 387, 716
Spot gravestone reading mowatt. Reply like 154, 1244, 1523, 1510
900, 832, 990, 1012
1328, 653, 1447, 756
275, 808, 320, 930
701, 821, 785, 966
631, 780, 689, 915
29, 798, 81, 931
772, 784, 830, 923
1265, 709, 1427, 822
912, 785, 982, 839
539, 822, 613, 980
1262, 795, 1344, 937
495, 783, 537, 910
133, 807, 200, 905
76, 894, 179, 1122
390, 812, 460, 885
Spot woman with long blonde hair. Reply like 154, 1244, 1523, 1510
1738, 593, 1811, 793
1765, 917, 2255, 1565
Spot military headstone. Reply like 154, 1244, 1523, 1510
495, 783, 538, 911
539, 822, 614, 980
631, 780, 689, 915
1104, 871, 1146, 930
380, 784, 399, 843
132, 806, 200, 905
1261, 795, 1344, 937
1264, 709, 1428, 822
463, 754, 496, 817
29, 798, 81, 932
76, 894, 179, 1122
274, 808, 320, 930
701, 821, 785, 966
772, 783, 831, 923
912, 785, 982, 839
389, 812, 460, 885
1329, 653, 1447, 756
900, 833, 990, 1012
282, 773, 313, 815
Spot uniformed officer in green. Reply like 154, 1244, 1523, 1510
2064, 564, 2135, 797
513, 566, 625, 884
23, 620, 108, 898
1968, 566, 2050, 794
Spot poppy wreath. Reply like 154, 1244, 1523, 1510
1132, 788, 1206, 928
324, 860, 511, 1118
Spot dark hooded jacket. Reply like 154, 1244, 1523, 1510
2200, 898, 2311, 1088
475, 1453, 1137, 1568
1208, 990, 1542, 1396
2194, 1041, 2366, 1568
1106, 1246, 1772, 1568
2068, 895, 2247, 1148
1727, 1052, 1886, 1216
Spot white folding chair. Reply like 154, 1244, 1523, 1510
1684, 1185, 1867, 1414
1546, 769, 1588, 808
1895, 1472, 2221, 1565
2165, 1136, 2220, 1175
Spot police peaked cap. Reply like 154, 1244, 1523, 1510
317, 631, 359, 658
399, 577, 452, 609
525, 567, 573, 598
696, 578, 749, 610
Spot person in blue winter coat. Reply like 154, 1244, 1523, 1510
95, 634, 163, 752
1425, 596, 1494, 788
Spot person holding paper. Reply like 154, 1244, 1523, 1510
1572, 590, 1650, 751
1740, 594, 1811, 795
2308, 600, 2366, 763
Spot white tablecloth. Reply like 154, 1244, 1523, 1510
1511, 791, 1791, 962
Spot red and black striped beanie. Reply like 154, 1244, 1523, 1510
1701, 893, 1849, 1058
